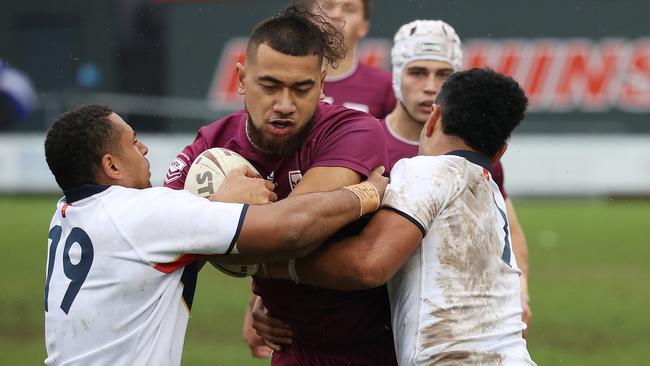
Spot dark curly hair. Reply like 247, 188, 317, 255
44, 105, 119, 190
436, 68, 528, 158
295, 0, 371, 20
248, 2, 346, 69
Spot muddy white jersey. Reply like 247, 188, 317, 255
382, 152, 535, 366
44, 185, 246, 366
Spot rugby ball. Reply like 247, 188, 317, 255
184, 147, 259, 198
184, 147, 260, 278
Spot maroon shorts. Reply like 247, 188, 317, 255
270, 332, 397, 366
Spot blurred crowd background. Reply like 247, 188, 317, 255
2, 0, 649, 131
2, 0, 649, 196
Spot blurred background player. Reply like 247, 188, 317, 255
0, 59, 38, 130
297, 0, 395, 118
43, 104, 387, 365
164, 4, 397, 365
259, 67, 535, 365
383, 20, 532, 330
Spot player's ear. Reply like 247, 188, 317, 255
319, 69, 327, 100
96, 153, 122, 184
236, 62, 246, 95
424, 104, 441, 138
493, 142, 508, 163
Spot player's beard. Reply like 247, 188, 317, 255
246, 113, 314, 158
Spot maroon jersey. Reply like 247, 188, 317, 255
164, 103, 396, 365
380, 118, 508, 197
380, 118, 419, 172
491, 160, 508, 199
323, 62, 396, 119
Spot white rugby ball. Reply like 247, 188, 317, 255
184, 147, 259, 198
184, 147, 260, 278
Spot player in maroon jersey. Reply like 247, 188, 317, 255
296, 0, 395, 118
164, 4, 396, 365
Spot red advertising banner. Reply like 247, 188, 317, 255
465, 39, 650, 112
208, 37, 650, 113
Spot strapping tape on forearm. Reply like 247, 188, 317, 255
343, 181, 381, 218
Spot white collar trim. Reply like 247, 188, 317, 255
385, 116, 420, 146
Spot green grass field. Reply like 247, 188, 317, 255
1, 195, 649, 365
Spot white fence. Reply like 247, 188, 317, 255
1, 133, 649, 197
0, 134, 189, 193
501, 135, 650, 196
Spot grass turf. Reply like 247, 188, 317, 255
0, 195, 648, 365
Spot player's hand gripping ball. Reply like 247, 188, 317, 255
184, 148, 260, 277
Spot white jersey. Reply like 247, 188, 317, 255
382, 152, 535, 366
44, 185, 247, 366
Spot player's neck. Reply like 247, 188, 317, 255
423, 133, 477, 157
388, 104, 424, 143
326, 51, 357, 78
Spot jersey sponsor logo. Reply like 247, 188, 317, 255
208, 38, 390, 110
288, 170, 302, 191
165, 156, 187, 184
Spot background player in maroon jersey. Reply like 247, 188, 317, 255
297, 0, 395, 118
164, 4, 396, 365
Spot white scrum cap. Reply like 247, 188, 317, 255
391, 20, 463, 102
